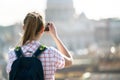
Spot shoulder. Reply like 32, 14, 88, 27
8, 48, 16, 57
44, 46, 60, 55
46, 47, 59, 54
46, 46, 64, 58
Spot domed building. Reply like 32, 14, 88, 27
45, 0, 75, 22
44, 0, 94, 50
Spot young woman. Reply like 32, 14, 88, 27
6, 12, 73, 80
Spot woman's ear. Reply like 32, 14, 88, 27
39, 26, 45, 34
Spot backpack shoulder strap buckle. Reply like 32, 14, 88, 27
14, 46, 24, 58
33, 45, 47, 57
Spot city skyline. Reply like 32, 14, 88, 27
0, 0, 120, 26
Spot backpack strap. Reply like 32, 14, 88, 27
33, 45, 47, 57
14, 46, 24, 58
14, 45, 47, 58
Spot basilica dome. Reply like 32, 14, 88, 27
45, 0, 75, 21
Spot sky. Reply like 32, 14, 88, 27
0, 0, 120, 26
74, 0, 120, 19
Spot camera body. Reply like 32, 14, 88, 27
44, 23, 50, 31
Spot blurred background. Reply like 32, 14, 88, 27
0, 0, 120, 80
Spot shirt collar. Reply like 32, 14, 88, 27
25, 40, 40, 46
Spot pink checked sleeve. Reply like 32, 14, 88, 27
50, 47, 65, 69
6, 50, 17, 73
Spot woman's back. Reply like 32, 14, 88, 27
7, 40, 65, 80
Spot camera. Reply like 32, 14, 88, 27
44, 23, 50, 31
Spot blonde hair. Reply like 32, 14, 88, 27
21, 12, 44, 45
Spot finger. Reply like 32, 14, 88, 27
48, 24, 52, 31
51, 22, 54, 26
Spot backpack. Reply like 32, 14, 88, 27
9, 45, 47, 80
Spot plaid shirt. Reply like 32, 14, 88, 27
6, 40, 65, 80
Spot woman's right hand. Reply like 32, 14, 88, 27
48, 22, 58, 39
